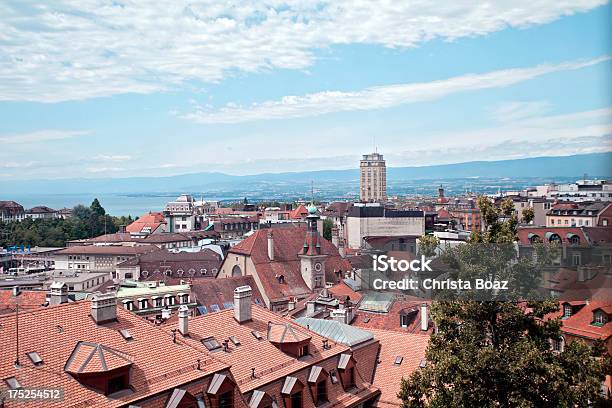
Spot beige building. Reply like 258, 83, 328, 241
360, 152, 387, 202
346, 204, 425, 249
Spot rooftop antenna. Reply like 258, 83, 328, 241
311, 180, 314, 205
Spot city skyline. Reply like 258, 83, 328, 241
1, 1, 611, 180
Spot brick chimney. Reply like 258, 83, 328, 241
267, 231, 274, 261
49, 281, 68, 306
91, 292, 117, 324
420, 303, 429, 331
178, 305, 189, 336
234, 285, 252, 323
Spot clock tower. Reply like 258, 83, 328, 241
299, 204, 328, 290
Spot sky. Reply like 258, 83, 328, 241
0, 0, 611, 180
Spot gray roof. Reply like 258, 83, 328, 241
294, 317, 374, 347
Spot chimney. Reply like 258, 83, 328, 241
91, 292, 117, 324
234, 285, 252, 323
12, 286, 20, 297
49, 281, 68, 306
420, 303, 429, 331
178, 305, 189, 336
287, 297, 297, 311
267, 231, 274, 261
306, 300, 316, 317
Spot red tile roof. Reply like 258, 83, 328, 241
290, 205, 310, 220
0, 290, 48, 316
163, 305, 380, 408
551, 300, 612, 342
354, 299, 432, 334
126, 212, 167, 234
0, 301, 229, 408
366, 328, 429, 408
516, 227, 589, 246
228, 228, 352, 302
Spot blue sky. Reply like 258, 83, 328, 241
0, 0, 611, 179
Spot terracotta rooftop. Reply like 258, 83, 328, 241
167, 305, 351, 392
550, 300, 612, 342
228, 228, 351, 302
366, 328, 429, 408
0, 290, 48, 316
125, 212, 167, 234
188, 276, 266, 313
0, 301, 229, 408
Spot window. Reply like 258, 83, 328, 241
298, 345, 309, 357
27, 351, 43, 366
107, 375, 128, 395
394, 356, 403, 366
290, 391, 302, 408
202, 336, 222, 351
400, 314, 409, 328
551, 337, 564, 353
315, 380, 327, 406
330, 371, 339, 384
218, 391, 233, 408
594, 311, 607, 325
563, 304, 572, 318
346, 367, 355, 388
572, 254, 581, 266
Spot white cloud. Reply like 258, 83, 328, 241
182, 56, 610, 123
0, 0, 607, 102
86, 167, 125, 173
94, 154, 132, 162
0, 130, 90, 143
488, 100, 553, 122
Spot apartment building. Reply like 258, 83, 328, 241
360, 152, 387, 203
546, 202, 612, 227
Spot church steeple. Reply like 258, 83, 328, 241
299, 204, 327, 290
302, 204, 321, 255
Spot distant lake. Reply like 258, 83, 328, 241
5, 193, 181, 217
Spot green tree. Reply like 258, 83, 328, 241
418, 235, 439, 257
521, 206, 535, 224
322, 218, 334, 241
398, 196, 610, 408
90, 198, 106, 216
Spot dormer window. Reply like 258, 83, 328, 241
138, 298, 148, 309
207, 373, 235, 408
281, 377, 303, 408
563, 304, 572, 318
593, 310, 608, 326
308, 366, 328, 407
337, 354, 357, 390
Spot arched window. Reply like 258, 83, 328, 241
231, 265, 242, 277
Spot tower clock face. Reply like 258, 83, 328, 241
314, 262, 322, 272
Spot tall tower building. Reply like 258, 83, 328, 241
360, 152, 387, 202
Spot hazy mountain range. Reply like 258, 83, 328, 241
1, 153, 610, 195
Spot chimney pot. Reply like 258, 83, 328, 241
420, 303, 428, 331
234, 285, 252, 323
267, 231, 274, 261
91, 292, 117, 324
178, 305, 189, 336
49, 281, 68, 306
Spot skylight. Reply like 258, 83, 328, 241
26, 351, 43, 366
223, 302, 234, 309
394, 356, 403, 366
363, 318, 370, 324
119, 329, 133, 341
251, 330, 263, 340
229, 336, 241, 346
419, 359, 427, 368
202, 336, 222, 351
210, 304, 221, 312
5, 377, 21, 390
